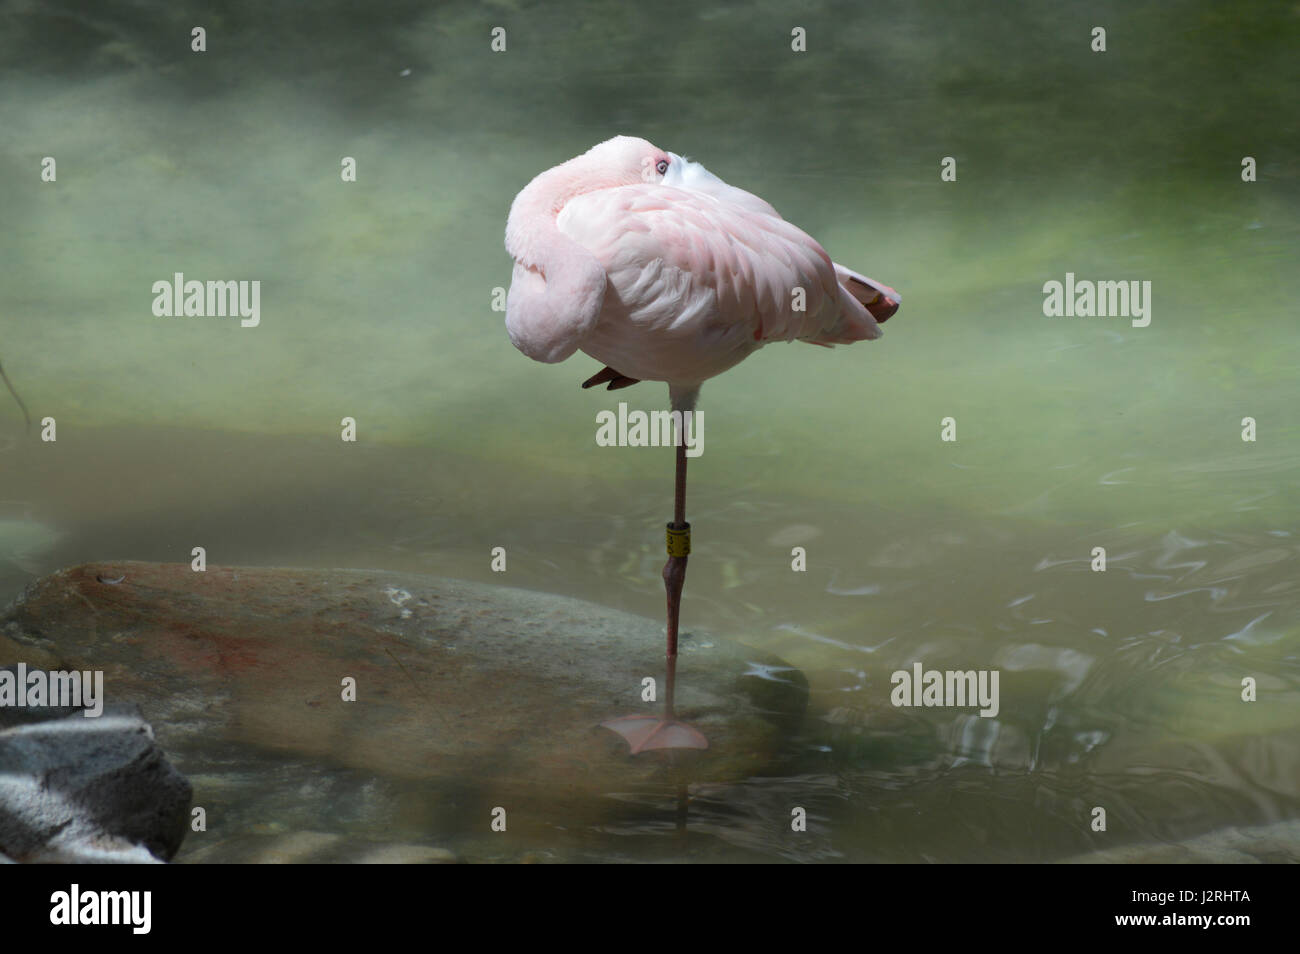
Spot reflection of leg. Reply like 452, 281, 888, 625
662, 551, 687, 716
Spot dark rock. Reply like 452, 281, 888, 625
0, 694, 192, 862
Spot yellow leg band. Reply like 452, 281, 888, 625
666, 522, 691, 557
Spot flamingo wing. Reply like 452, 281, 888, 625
558, 183, 882, 348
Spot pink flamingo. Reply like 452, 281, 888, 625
505, 136, 899, 754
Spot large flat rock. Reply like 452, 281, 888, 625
0, 562, 807, 858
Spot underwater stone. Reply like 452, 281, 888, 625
0, 562, 809, 854
1059, 820, 1300, 864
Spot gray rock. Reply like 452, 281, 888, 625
26, 836, 164, 864
0, 694, 192, 863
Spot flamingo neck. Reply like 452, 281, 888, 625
505, 153, 605, 266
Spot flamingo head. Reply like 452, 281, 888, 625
581, 135, 674, 188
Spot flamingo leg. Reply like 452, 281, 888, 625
601, 438, 708, 753
663, 438, 688, 716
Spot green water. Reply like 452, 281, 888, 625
1, 0, 1297, 862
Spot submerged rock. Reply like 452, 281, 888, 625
1060, 820, 1300, 864
180, 832, 458, 864
1, 562, 808, 860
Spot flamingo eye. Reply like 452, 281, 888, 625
655, 158, 669, 175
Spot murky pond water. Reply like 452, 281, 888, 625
1, 0, 1297, 862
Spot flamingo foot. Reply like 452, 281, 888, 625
581, 366, 641, 390
600, 715, 709, 754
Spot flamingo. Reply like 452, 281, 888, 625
504, 136, 899, 754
